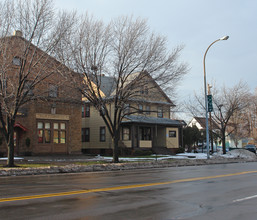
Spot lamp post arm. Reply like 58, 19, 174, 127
203, 39, 220, 78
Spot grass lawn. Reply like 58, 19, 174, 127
0, 155, 172, 169
0, 160, 127, 168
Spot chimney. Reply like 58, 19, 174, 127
13, 30, 23, 37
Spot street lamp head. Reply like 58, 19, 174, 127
219, 36, 229, 41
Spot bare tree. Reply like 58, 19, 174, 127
236, 90, 257, 144
61, 15, 188, 162
0, 0, 75, 167
212, 82, 250, 153
185, 82, 250, 154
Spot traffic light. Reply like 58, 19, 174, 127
207, 95, 213, 112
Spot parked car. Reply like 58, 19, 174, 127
244, 144, 256, 154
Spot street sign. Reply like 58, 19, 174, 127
207, 95, 213, 112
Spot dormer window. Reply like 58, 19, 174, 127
12, 56, 21, 66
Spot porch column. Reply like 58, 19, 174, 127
131, 125, 136, 149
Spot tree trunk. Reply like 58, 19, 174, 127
7, 128, 15, 167
112, 131, 120, 163
222, 130, 226, 155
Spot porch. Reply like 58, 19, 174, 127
120, 115, 183, 151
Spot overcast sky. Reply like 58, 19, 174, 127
54, 0, 257, 119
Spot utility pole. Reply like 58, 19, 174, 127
208, 84, 214, 154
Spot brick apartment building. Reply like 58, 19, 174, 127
0, 32, 82, 156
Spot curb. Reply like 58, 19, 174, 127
1, 158, 256, 176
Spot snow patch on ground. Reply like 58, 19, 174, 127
97, 150, 256, 161
217, 149, 256, 160
93, 153, 209, 161
176, 153, 208, 159
0, 157, 24, 160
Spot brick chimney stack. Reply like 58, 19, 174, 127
13, 30, 23, 37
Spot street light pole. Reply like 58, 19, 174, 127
203, 36, 229, 159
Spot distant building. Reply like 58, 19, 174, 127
188, 117, 219, 131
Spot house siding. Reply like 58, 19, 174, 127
82, 105, 113, 150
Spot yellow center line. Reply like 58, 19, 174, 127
1, 170, 257, 203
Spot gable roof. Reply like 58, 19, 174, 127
97, 71, 174, 106
189, 117, 220, 130
97, 75, 116, 97
140, 71, 174, 105
2, 35, 72, 73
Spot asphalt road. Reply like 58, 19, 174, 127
1, 162, 257, 220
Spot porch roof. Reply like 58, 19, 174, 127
122, 115, 183, 127
14, 122, 28, 131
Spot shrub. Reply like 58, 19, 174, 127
176, 146, 185, 154
133, 149, 153, 156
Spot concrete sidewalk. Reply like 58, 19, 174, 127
1, 156, 257, 176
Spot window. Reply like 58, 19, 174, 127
157, 106, 163, 118
12, 56, 21, 66
37, 121, 66, 144
82, 128, 90, 142
44, 122, 51, 143
24, 80, 34, 96
53, 122, 66, 144
140, 86, 148, 95
146, 106, 150, 115
53, 123, 59, 143
82, 106, 84, 117
169, 130, 176, 138
60, 123, 66, 144
82, 104, 90, 117
49, 84, 58, 98
1, 79, 7, 92
14, 132, 17, 147
100, 127, 106, 142
138, 104, 143, 114
144, 86, 148, 95
140, 127, 151, 140
37, 122, 44, 143
122, 127, 130, 140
